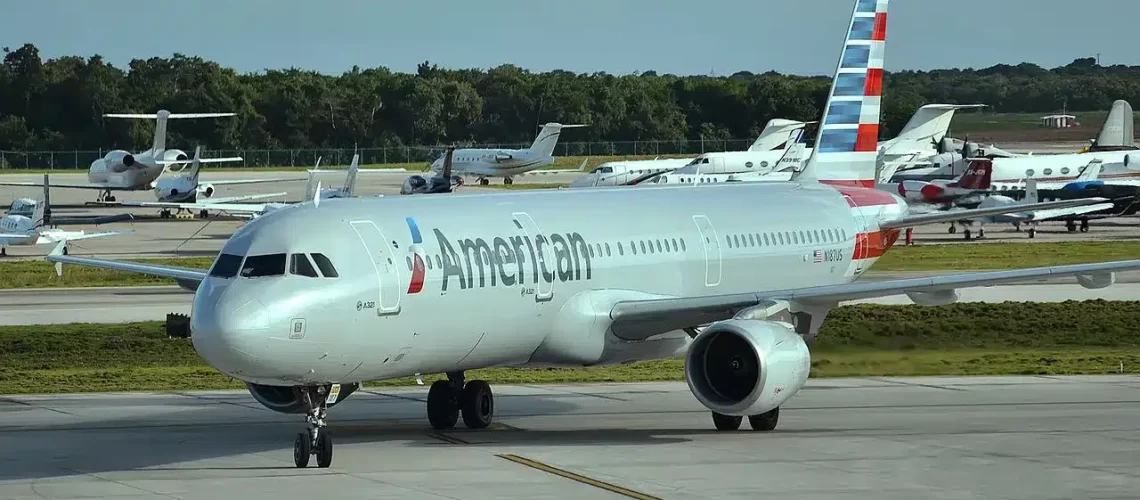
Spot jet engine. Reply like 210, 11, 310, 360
103, 150, 136, 172
198, 183, 215, 198
246, 382, 359, 413
684, 319, 810, 417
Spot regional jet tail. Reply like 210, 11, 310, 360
43, 0, 1140, 470
0, 110, 238, 203
0, 175, 134, 256
877, 103, 987, 157
430, 123, 588, 185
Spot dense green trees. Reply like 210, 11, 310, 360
2, 43, 1138, 152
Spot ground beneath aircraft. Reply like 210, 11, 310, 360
0, 376, 1136, 499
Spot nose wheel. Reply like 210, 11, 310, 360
293, 386, 335, 468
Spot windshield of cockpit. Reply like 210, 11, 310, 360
590, 166, 613, 174
685, 157, 710, 166
208, 252, 340, 279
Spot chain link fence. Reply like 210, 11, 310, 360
0, 139, 756, 170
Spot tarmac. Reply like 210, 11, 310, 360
3, 279, 1138, 325
0, 376, 1136, 499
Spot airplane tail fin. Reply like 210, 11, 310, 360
879, 104, 986, 155
949, 158, 993, 190
529, 123, 587, 158
103, 110, 236, 153
34, 174, 49, 228
794, 0, 890, 188
1025, 177, 1038, 204
343, 153, 360, 197
747, 119, 815, 151
773, 134, 809, 172
1091, 100, 1134, 151
305, 157, 322, 200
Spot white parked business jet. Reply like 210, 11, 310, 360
0, 175, 133, 256
121, 154, 362, 219
0, 110, 242, 202
427, 123, 587, 185
132, 147, 297, 218
47, 0, 1128, 470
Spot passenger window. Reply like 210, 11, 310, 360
289, 253, 319, 278
406, 256, 413, 270
209, 253, 244, 278
605, 243, 612, 256
589, 246, 595, 258
763, 234, 770, 246
671, 238, 678, 251
240, 253, 286, 278
680, 239, 687, 251
435, 255, 442, 268
640, 241, 646, 254
656, 240, 663, 253
726, 235, 732, 247
311, 253, 339, 277
618, 242, 625, 255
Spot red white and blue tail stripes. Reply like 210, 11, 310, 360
799, 0, 889, 189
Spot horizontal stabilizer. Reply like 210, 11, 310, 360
104, 112, 236, 119
155, 156, 243, 165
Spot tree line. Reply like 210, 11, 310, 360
1, 42, 1138, 152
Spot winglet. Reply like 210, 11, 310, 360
313, 181, 321, 208
49, 241, 66, 276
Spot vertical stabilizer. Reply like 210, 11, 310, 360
795, 0, 890, 188
949, 158, 992, 190
747, 119, 814, 151
1092, 100, 1135, 150
305, 157, 322, 200
879, 103, 986, 154
343, 153, 360, 197
528, 123, 587, 157
34, 174, 49, 228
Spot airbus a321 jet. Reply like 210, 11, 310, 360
47, 0, 1135, 470
0, 110, 242, 202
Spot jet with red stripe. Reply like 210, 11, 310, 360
43, 0, 1135, 469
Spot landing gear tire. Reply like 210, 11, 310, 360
460, 380, 494, 429
711, 411, 742, 431
315, 431, 333, 468
948, 225, 956, 234
1028, 228, 1036, 239
427, 380, 459, 430
748, 407, 779, 431
479, 178, 489, 186
963, 229, 972, 241
504, 177, 514, 185
293, 432, 310, 468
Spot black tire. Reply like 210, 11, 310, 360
748, 407, 779, 431
315, 431, 333, 468
293, 432, 310, 468
427, 380, 459, 430
711, 412, 742, 431
460, 380, 494, 429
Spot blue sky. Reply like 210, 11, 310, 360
4, 0, 1136, 76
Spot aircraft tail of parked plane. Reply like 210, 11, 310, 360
44, 0, 1134, 470
1089, 100, 1136, 151
528, 123, 588, 158
747, 119, 816, 151
104, 111, 237, 154
878, 104, 986, 156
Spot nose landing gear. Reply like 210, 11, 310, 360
293, 385, 336, 468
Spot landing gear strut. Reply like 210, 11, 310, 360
293, 385, 335, 468
710, 407, 780, 431
426, 371, 494, 430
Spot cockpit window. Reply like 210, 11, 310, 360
310, 253, 339, 278
685, 157, 710, 166
240, 253, 286, 278
289, 253, 319, 278
209, 253, 244, 278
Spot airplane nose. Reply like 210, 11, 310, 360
191, 295, 273, 377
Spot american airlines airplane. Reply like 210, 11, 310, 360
0, 110, 246, 202
1, 176, 133, 256
427, 123, 587, 185
46, 0, 1130, 470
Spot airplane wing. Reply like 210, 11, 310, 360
44, 241, 208, 284
38, 229, 135, 244
1015, 202, 1117, 222
195, 178, 304, 186
0, 233, 31, 239
608, 258, 1140, 341
120, 200, 272, 214
878, 197, 1109, 229
0, 180, 119, 190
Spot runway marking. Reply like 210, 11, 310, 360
0, 397, 76, 416
497, 453, 662, 500
428, 432, 469, 445
862, 377, 967, 391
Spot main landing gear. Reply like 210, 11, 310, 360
710, 407, 780, 432
1066, 219, 1090, 233
293, 386, 334, 468
427, 371, 494, 430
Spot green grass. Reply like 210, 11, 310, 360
2, 300, 1138, 394
4, 240, 1139, 290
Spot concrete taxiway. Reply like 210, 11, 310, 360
4, 279, 1138, 325
0, 376, 1136, 499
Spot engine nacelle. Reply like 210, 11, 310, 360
906, 289, 960, 306
246, 382, 359, 414
104, 150, 135, 172
685, 319, 810, 417
199, 184, 215, 198
1077, 271, 1115, 289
